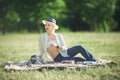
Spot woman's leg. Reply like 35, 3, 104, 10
67, 45, 96, 61
63, 57, 86, 62
54, 53, 85, 62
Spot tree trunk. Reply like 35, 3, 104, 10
1, 18, 7, 35
2, 25, 5, 35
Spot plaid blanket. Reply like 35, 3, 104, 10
4, 55, 117, 71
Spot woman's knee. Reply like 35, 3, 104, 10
76, 45, 83, 49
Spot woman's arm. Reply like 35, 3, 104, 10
58, 34, 67, 51
39, 35, 44, 57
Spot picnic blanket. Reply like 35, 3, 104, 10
4, 55, 117, 71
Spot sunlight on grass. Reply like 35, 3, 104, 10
0, 32, 120, 80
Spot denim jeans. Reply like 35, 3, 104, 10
54, 45, 96, 62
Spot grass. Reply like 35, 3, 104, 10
0, 32, 120, 80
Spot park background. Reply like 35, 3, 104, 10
0, 0, 120, 80
0, 0, 120, 34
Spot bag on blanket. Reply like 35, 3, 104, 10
28, 55, 44, 64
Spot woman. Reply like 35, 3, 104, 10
39, 18, 96, 62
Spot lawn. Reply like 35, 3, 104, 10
0, 32, 120, 80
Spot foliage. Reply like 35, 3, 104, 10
65, 0, 117, 32
113, 0, 120, 31
0, 0, 67, 33
0, 0, 119, 34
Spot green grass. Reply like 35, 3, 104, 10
0, 32, 120, 80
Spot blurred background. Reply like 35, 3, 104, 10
0, 0, 120, 35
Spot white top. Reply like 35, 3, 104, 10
47, 39, 58, 48
39, 33, 69, 61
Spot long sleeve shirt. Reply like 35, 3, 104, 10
39, 33, 69, 61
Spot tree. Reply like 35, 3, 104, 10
0, 0, 20, 34
0, 0, 67, 34
65, 0, 117, 32
113, 0, 120, 31
0, 0, 9, 35
0, 0, 119, 33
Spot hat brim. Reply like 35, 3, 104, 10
42, 20, 59, 30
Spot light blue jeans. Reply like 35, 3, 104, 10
54, 45, 96, 62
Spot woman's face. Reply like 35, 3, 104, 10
45, 21, 55, 33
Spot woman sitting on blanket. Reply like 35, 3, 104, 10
39, 18, 97, 62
